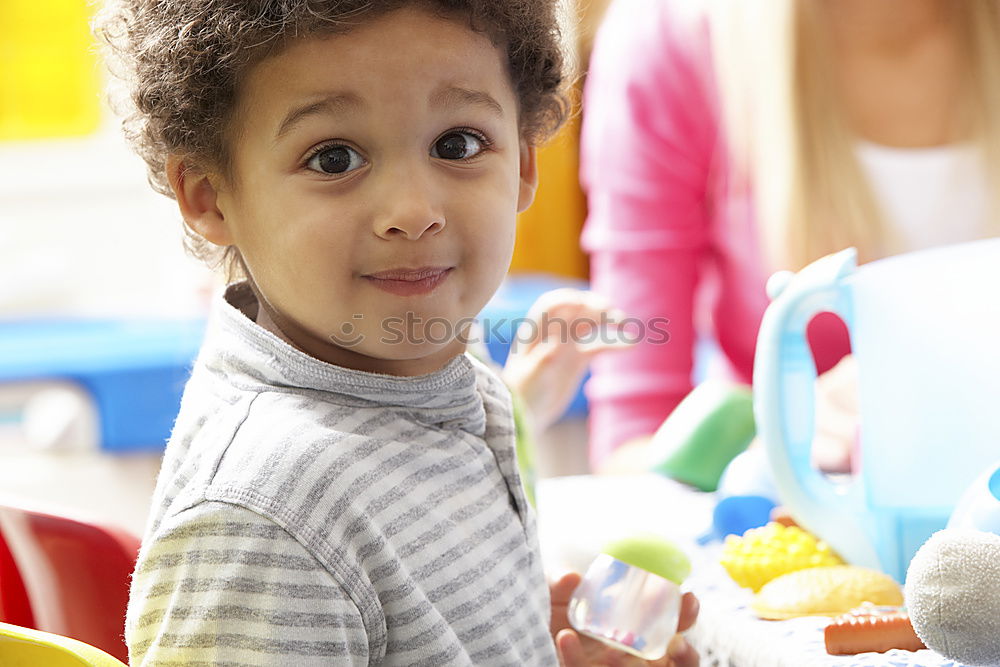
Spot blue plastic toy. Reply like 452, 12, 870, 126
755, 239, 1000, 582
0, 318, 205, 452
948, 461, 1000, 536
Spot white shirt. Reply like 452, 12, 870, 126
856, 141, 993, 253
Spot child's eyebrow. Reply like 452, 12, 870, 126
274, 86, 503, 142
429, 86, 505, 119
275, 92, 365, 140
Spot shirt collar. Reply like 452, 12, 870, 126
198, 281, 487, 437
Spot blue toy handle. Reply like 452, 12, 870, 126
753, 248, 881, 570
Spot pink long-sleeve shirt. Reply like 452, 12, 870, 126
580, 0, 849, 466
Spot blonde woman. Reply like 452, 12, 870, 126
581, 0, 1000, 468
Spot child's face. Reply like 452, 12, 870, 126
186, 7, 536, 375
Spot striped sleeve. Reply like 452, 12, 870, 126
125, 501, 369, 666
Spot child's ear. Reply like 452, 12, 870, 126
516, 139, 538, 213
166, 154, 233, 246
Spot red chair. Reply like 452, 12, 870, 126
0, 501, 140, 663
0, 529, 34, 628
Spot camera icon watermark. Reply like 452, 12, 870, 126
328, 313, 366, 347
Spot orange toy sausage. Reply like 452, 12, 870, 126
825, 609, 926, 655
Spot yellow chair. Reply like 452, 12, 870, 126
0, 622, 127, 666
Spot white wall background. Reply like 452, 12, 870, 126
0, 121, 216, 319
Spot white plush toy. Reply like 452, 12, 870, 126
905, 462, 1000, 666
905, 529, 1000, 666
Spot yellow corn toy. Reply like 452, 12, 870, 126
720, 521, 843, 592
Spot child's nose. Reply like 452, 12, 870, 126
373, 173, 446, 241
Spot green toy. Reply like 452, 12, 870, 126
648, 380, 756, 492
602, 533, 691, 585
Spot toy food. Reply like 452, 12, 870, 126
824, 605, 925, 655
751, 565, 903, 620
569, 534, 691, 661
769, 506, 798, 528
720, 522, 842, 591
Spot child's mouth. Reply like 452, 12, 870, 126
362, 266, 453, 296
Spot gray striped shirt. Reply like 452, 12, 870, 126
125, 282, 556, 666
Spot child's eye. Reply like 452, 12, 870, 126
431, 130, 489, 161
305, 145, 366, 175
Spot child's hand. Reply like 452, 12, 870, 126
812, 355, 860, 473
549, 572, 700, 667
502, 289, 633, 431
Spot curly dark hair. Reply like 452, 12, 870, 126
97, 0, 571, 279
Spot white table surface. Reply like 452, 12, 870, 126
535, 474, 969, 667
0, 436, 159, 536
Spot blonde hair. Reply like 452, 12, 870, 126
708, 0, 1000, 270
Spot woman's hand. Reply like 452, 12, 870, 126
550, 572, 700, 667
502, 289, 633, 431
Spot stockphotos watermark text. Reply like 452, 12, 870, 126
328, 311, 670, 347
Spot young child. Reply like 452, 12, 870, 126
99, 1, 698, 664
